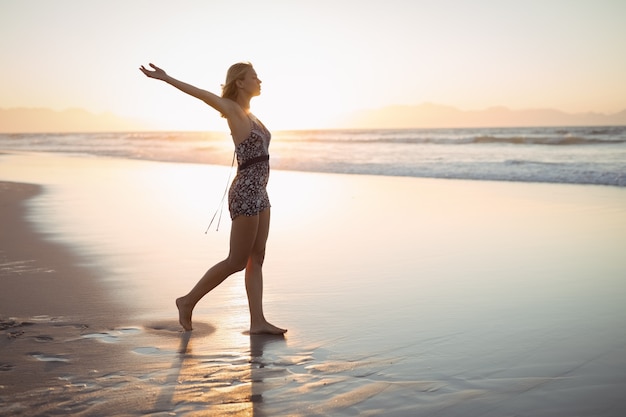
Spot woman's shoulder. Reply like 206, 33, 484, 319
227, 105, 256, 144
219, 98, 245, 118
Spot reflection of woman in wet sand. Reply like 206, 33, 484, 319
139, 62, 286, 335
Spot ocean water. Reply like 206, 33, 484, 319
1, 125, 625, 186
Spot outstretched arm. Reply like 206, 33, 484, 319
139, 63, 237, 117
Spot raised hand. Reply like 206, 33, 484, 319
139, 63, 168, 81
137, 63, 235, 123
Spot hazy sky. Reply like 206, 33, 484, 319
1, 0, 625, 130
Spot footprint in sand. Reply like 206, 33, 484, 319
34, 335, 54, 342
81, 327, 142, 343
0, 363, 14, 371
132, 346, 166, 355
0, 318, 34, 331
30, 353, 70, 363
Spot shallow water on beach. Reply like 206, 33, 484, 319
2, 125, 626, 186
2, 152, 626, 415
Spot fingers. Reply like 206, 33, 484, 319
139, 64, 155, 76
138, 63, 164, 78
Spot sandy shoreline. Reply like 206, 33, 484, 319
0, 181, 158, 414
0, 181, 120, 320
1, 152, 626, 416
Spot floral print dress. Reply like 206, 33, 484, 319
228, 117, 271, 219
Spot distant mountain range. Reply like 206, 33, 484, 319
334, 103, 626, 129
0, 107, 153, 133
1, 104, 625, 133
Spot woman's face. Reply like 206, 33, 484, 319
239, 68, 262, 97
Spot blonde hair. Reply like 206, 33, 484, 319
221, 62, 254, 101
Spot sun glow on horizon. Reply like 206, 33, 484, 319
1, 1, 625, 131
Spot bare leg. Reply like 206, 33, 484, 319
245, 209, 287, 334
176, 215, 260, 331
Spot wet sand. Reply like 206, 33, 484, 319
1, 152, 625, 416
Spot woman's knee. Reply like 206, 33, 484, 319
248, 248, 266, 267
225, 254, 248, 272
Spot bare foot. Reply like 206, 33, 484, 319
250, 321, 287, 335
176, 297, 193, 331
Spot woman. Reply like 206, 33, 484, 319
139, 62, 286, 335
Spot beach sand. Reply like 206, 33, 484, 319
1, 152, 625, 416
